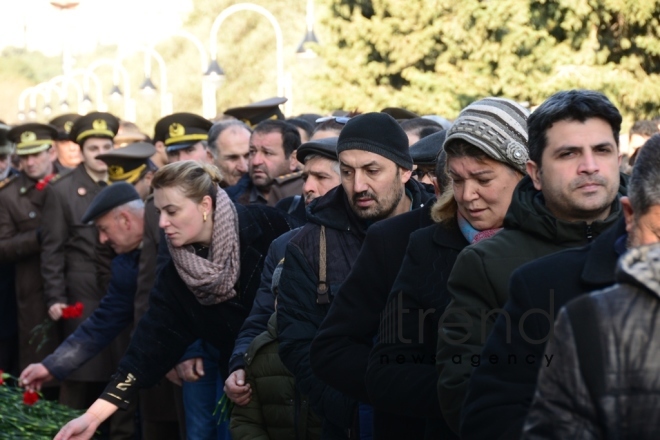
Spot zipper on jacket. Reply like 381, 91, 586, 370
586, 223, 593, 241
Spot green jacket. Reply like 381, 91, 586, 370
436, 174, 627, 434
230, 313, 322, 440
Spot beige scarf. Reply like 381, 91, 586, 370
167, 187, 240, 305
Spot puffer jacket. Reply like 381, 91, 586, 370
437, 174, 627, 434
278, 179, 433, 439
523, 242, 660, 439
231, 313, 322, 440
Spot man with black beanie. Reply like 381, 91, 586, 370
276, 112, 434, 439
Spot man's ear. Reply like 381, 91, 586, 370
48, 146, 58, 162
142, 171, 154, 188
289, 150, 299, 172
526, 160, 542, 191
400, 167, 412, 184
432, 176, 442, 197
621, 196, 635, 233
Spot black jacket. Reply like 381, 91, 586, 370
309, 201, 436, 440
229, 228, 301, 373
461, 218, 625, 439
99, 204, 298, 409
522, 242, 660, 439
437, 174, 626, 433
366, 220, 466, 439
278, 180, 433, 439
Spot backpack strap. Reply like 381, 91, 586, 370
316, 225, 329, 304
565, 295, 608, 432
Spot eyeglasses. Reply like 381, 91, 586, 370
412, 168, 434, 180
315, 116, 351, 125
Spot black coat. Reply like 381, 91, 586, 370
461, 217, 625, 439
99, 203, 298, 409
278, 180, 434, 439
309, 202, 436, 440
365, 220, 466, 439
523, 242, 660, 439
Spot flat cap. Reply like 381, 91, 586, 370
49, 114, 81, 141
81, 181, 140, 224
154, 112, 212, 153
297, 137, 338, 163
410, 130, 447, 166
97, 142, 156, 183
224, 97, 287, 127
7, 123, 58, 155
69, 112, 120, 145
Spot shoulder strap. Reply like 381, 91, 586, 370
316, 225, 329, 304
565, 295, 608, 432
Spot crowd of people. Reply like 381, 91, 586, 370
1, 90, 660, 440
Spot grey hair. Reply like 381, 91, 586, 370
304, 153, 340, 176
208, 120, 251, 146
629, 133, 660, 216
111, 199, 145, 217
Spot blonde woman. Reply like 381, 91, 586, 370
54, 160, 298, 440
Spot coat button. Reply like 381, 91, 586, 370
77, 187, 87, 196
28, 211, 36, 219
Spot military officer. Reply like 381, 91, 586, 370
39, 112, 125, 412
0, 123, 61, 387
49, 113, 81, 172
97, 141, 157, 201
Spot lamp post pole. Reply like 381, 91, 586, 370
141, 46, 172, 117
208, 3, 287, 114
167, 31, 215, 119
87, 58, 135, 121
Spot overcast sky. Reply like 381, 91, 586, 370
1, 0, 193, 56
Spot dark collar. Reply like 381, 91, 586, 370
235, 203, 263, 249
581, 216, 626, 286
432, 216, 470, 251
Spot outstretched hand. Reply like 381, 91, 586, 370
54, 413, 101, 440
19, 363, 53, 392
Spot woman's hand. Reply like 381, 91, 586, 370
54, 399, 117, 440
53, 412, 101, 440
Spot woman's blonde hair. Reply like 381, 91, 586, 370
151, 160, 224, 205
431, 139, 522, 225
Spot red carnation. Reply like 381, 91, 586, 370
0, 369, 4, 386
61, 302, 84, 319
23, 390, 39, 405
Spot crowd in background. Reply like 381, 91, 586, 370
1, 91, 660, 440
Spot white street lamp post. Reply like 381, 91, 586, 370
208, 3, 287, 114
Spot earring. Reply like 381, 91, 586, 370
203, 212, 208, 222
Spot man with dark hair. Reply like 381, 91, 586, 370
287, 117, 315, 143
436, 90, 626, 434
227, 119, 304, 206
277, 112, 434, 438
626, 119, 659, 168
399, 117, 443, 145
207, 120, 251, 187
520, 133, 660, 438
463, 134, 659, 439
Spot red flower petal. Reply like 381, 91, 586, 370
23, 390, 39, 405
